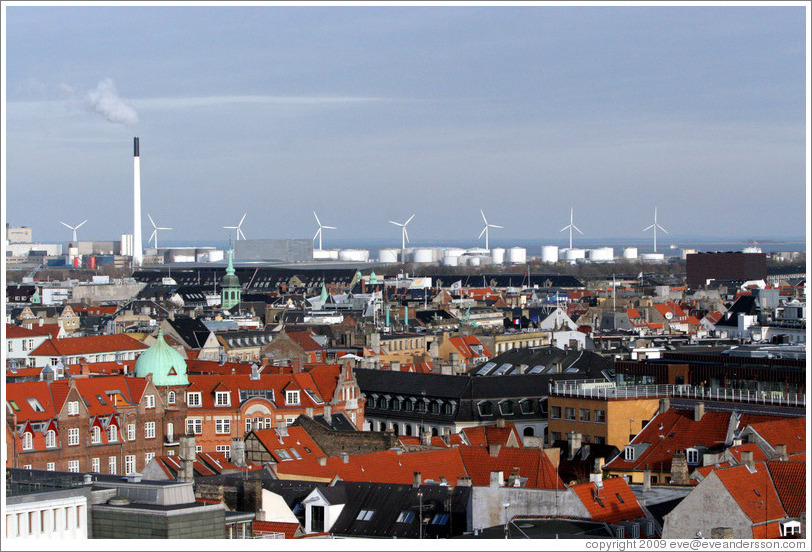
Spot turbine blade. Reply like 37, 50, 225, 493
491, 224, 504, 229
149, 230, 157, 243
60, 221, 72, 229
239, 213, 247, 226
389, 221, 402, 227
643, 224, 655, 232
324, 226, 337, 230
405, 214, 415, 225
148, 214, 156, 227
657, 224, 669, 234
480, 210, 488, 224
572, 225, 583, 235
313, 211, 321, 226
76, 220, 87, 229
314, 229, 321, 241
404, 228, 410, 243
559, 225, 570, 233
478, 227, 487, 239
239, 228, 247, 240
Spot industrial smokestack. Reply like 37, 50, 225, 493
132, 137, 143, 267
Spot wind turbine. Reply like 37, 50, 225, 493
147, 214, 172, 249
642, 206, 669, 253
223, 213, 247, 241
478, 210, 503, 250
312, 211, 337, 251
559, 207, 583, 249
389, 214, 415, 250
59, 220, 87, 244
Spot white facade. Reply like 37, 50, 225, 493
6, 332, 50, 363
5, 494, 88, 540
6, 243, 63, 257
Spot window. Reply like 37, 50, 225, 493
356, 510, 375, 521
245, 419, 252, 433
68, 401, 79, 415
624, 447, 636, 461
195, 446, 202, 453
499, 400, 514, 416
125, 455, 136, 475
127, 423, 136, 441
286, 391, 300, 405
167, 422, 174, 441
285, 416, 297, 426
186, 418, 202, 435
275, 449, 292, 461
444, 402, 455, 415
550, 406, 562, 419
144, 452, 155, 467
187, 392, 201, 407
144, 422, 156, 439
68, 428, 80, 446
478, 401, 493, 416
564, 407, 576, 420
593, 410, 606, 424
520, 400, 534, 415
405, 400, 414, 412
46, 462, 55, 471
579, 409, 591, 422
107, 425, 118, 442
91, 426, 102, 444
686, 448, 699, 464
431, 513, 450, 525
92, 458, 100, 473
108, 456, 116, 475
216, 445, 231, 458
144, 394, 155, 409
167, 391, 176, 405
396, 511, 415, 523
68, 460, 80, 473
22, 432, 33, 450
215, 391, 230, 407
216, 418, 231, 434
311, 506, 325, 533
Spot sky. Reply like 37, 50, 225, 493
3, 2, 809, 250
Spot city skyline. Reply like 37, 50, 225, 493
3, 3, 809, 246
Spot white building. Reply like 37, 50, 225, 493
5, 490, 89, 540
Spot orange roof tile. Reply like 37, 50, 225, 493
30, 334, 148, 357
253, 521, 300, 539
251, 427, 325, 461
457, 446, 565, 489
571, 477, 646, 524
461, 424, 521, 448
714, 463, 786, 526
745, 417, 806, 454
5, 323, 54, 338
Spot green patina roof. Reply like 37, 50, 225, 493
221, 249, 240, 288
134, 329, 189, 386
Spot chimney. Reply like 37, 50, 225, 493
421, 431, 432, 446
413, 471, 422, 488
179, 435, 196, 483
643, 469, 652, 491
132, 138, 143, 266
694, 402, 705, 422
567, 431, 582, 459
741, 450, 755, 471
322, 404, 332, 425
442, 427, 451, 446
340, 453, 349, 464
488, 444, 502, 457
390, 361, 400, 372
589, 467, 603, 489
543, 447, 560, 472
774, 444, 788, 461
670, 450, 689, 484
489, 471, 504, 487
659, 397, 670, 415
277, 424, 288, 437
456, 476, 472, 487
508, 472, 521, 487
496, 418, 506, 429
230, 437, 245, 466
317, 457, 327, 466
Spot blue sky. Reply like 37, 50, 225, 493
3, 4, 808, 249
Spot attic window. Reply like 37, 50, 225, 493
26, 398, 45, 412
396, 511, 415, 523
431, 513, 450, 525
8, 401, 20, 412
753, 489, 761, 497
356, 510, 374, 521
624, 447, 636, 461
615, 493, 625, 504
275, 449, 292, 461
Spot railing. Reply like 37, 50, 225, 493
549, 380, 806, 407
248, 532, 285, 539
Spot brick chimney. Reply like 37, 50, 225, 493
694, 402, 705, 422
659, 398, 670, 415
179, 435, 196, 483
774, 444, 788, 461
420, 431, 432, 446
671, 450, 689, 484
230, 437, 245, 466
643, 469, 652, 491
317, 457, 327, 466
489, 471, 504, 487
741, 450, 755, 471
413, 471, 422, 488
567, 431, 582, 459
496, 418, 506, 428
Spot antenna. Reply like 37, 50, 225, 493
313, 211, 337, 251
223, 213, 247, 241
388, 214, 415, 250
559, 207, 583, 250
478, 210, 503, 250
147, 214, 172, 250
59, 219, 87, 244
642, 206, 669, 253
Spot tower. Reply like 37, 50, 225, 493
221, 249, 241, 310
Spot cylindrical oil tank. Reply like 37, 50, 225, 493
622, 247, 638, 260
338, 249, 369, 262
540, 245, 559, 263
441, 255, 459, 267
444, 247, 465, 258
491, 248, 505, 265
378, 249, 400, 263
466, 247, 489, 256
506, 247, 527, 264
413, 248, 434, 263
468, 256, 481, 267
640, 253, 665, 262
313, 249, 333, 260
588, 247, 614, 262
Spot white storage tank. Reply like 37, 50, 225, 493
563, 248, 586, 261
441, 255, 459, 267
444, 247, 465, 258
466, 247, 490, 256
640, 253, 665, 262
468, 256, 482, 267
491, 248, 505, 265
588, 247, 614, 262
338, 249, 369, 262
313, 249, 332, 261
506, 247, 527, 264
622, 247, 638, 260
540, 245, 559, 264
413, 248, 434, 264
378, 248, 400, 263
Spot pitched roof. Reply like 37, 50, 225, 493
457, 446, 565, 489
5, 324, 53, 339
29, 334, 149, 357
604, 409, 732, 472
461, 423, 520, 448
252, 521, 301, 539
283, 331, 324, 352
5, 381, 57, 422
713, 463, 786, 526
571, 477, 646, 524
765, 460, 806, 518
249, 427, 325, 461
745, 417, 806, 454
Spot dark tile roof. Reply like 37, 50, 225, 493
165, 316, 212, 348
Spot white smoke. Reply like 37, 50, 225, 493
85, 78, 138, 126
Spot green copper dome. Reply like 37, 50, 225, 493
221, 249, 240, 288
134, 329, 189, 386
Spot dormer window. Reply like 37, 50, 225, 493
187, 392, 202, 407
624, 446, 636, 461
68, 401, 79, 415
22, 432, 33, 451
91, 426, 102, 444
144, 394, 155, 409
286, 391, 300, 406
107, 425, 118, 442
45, 430, 57, 448
686, 448, 700, 464
478, 401, 494, 416
215, 391, 231, 407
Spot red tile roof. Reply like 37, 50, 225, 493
457, 446, 565, 490
30, 334, 149, 357
605, 409, 732, 473
250, 427, 325, 461
6, 381, 57, 422
461, 424, 521, 448
745, 417, 806, 454
713, 463, 786, 527
571, 477, 646, 524
284, 331, 324, 352
765, 460, 806, 518
5, 323, 53, 338
448, 336, 492, 359
727, 443, 768, 463
252, 521, 300, 539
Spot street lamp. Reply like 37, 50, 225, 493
503, 502, 510, 539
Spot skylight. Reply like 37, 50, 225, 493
356, 510, 374, 521
396, 512, 415, 523
476, 363, 496, 376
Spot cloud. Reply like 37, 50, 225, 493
85, 78, 138, 126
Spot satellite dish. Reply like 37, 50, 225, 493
664, 312, 674, 320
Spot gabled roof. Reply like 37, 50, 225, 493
604, 409, 732, 473
571, 477, 646, 524
460, 423, 520, 448
252, 521, 301, 539
29, 334, 149, 357
744, 417, 806, 454
457, 446, 565, 489
765, 460, 806, 518
5, 323, 53, 339
713, 463, 786, 526
283, 331, 324, 352
5, 381, 57, 422
249, 427, 325, 461
448, 335, 492, 359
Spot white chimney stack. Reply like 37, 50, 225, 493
132, 137, 143, 267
